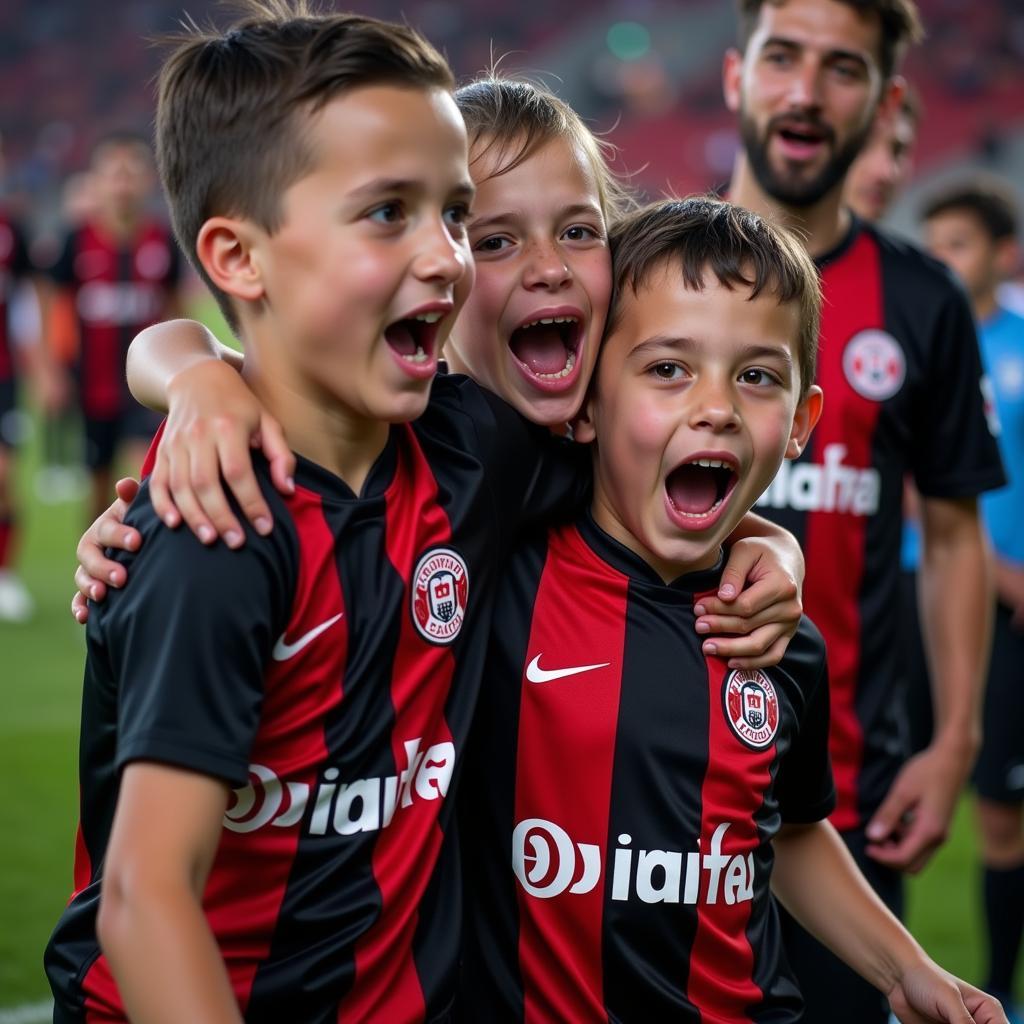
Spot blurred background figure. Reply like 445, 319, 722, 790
45, 133, 182, 522
923, 178, 1024, 1022
846, 86, 920, 222
0, 132, 64, 622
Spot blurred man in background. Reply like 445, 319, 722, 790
47, 132, 182, 521
845, 87, 919, 222
723, 0, 1004, 1019
924, 179, 1024, 1021
0, 133, 65, 621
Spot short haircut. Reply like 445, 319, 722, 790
608, 197, 821, 397
921, 177, 1020, 243
735, 0, 924, 80
155, 0, 454, 328
455, 76, 636, 227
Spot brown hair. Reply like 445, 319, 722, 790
155, 0, 454, 327
608, 197, 821, 396
736, 0, 924, 79
921, 176, 1020, 243
455, 76, 636, 227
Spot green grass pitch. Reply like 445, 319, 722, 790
0, 304, 1008, 1008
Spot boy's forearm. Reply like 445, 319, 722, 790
127, 319, 241, 413
99, 882, 242, 1024
771, 821, 925, 993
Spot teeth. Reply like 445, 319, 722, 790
520, 315, 579, 330
414, 312, 443, 324
402, 346, 429, 364
535, 350, 577, 380
675, 496, 727, 519
692, 458, 730, 469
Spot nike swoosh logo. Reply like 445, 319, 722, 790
273, 613, 344, 662
526, 654, 610, 684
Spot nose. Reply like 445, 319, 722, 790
689, 375, 740, 433
415, 218, 469, 287
522, 240, 572, 291
786, 57, 824, 110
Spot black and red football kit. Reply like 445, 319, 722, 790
754, 216, 1005, 1021
49, 220, 181, 468
45, 375, 587, 1024
459, 513, 834, 1023
756, 217, 1004, 831
0, 212, 33, 447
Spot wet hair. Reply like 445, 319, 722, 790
454, 75, 636, 227
736, 0, 924, 79
921, 177, 1020, 243
607, 196, 821, 397
155, 0, 454, 327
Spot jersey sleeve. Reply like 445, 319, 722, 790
774, 624, 835, 824
89, 478, 297, 787
911, 280, 1006, 498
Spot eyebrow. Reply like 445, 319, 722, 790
348, 177, 476, 203
469, 201, 604, 233
629, 334, 794, 367
761, 35, 870, 69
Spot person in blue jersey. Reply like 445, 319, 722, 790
924, 178, 1024, 1020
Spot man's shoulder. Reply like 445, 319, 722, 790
860, 220, 965, 301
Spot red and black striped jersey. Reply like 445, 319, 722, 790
458, 514, 834, 1022
49, 220, 181, 418
0, 212, 33, 383
45, 375, 588, 1024
754, 217, 1005, 831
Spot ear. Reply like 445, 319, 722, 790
195, 216, 265, 304
995, 237, 1021, 281
723, 48, 744, 114
571, 391, 598, 445
874, 74, 906, 123
786, 384, 823, 459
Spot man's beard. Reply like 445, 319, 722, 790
739, 108, 872, 208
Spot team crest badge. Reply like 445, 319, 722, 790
412, 547, 469, 645
842, 329, 906, 401
724, 669, 780, 749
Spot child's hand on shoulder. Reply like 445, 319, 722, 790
152, 359, 295, 548
72, 477, 143, 624
695, 532, 804, 669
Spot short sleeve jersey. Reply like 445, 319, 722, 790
754, 217, 1005, 830
978, 306, 1024, 566
459, 515, 834, 1022
0, 213, 33, 383
45, 374, 589, 1024
49, 220, 182, 418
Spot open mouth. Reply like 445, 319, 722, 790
665, 457, 739, 522
384, 311, 443, 367
774, 119, 831, 156
509, 315, 582, 383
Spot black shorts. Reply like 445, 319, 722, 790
0, 377, 17, 450
780, 826, 904, 1024
83, 402, 164, 470
973, 602, 1024, 804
